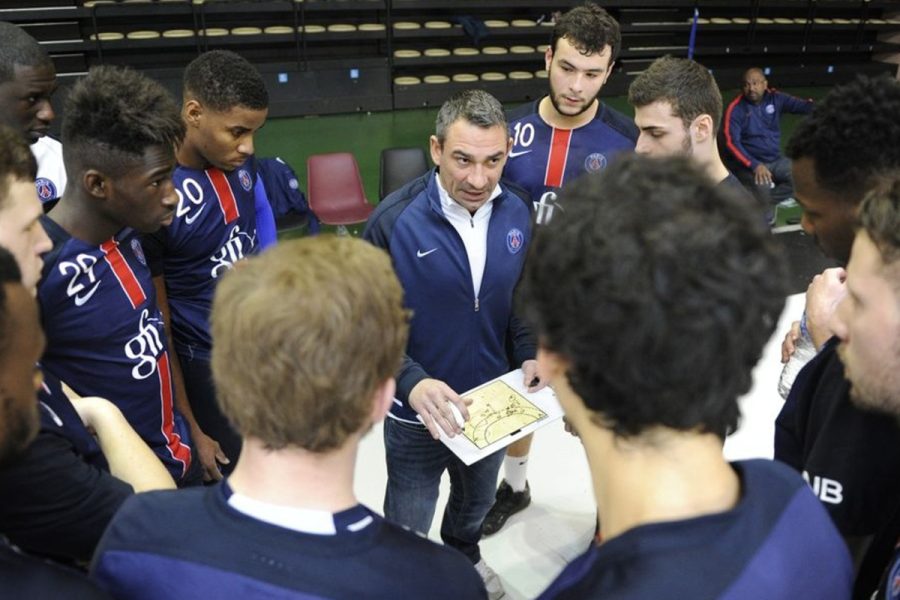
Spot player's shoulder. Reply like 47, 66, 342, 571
500, 177, 533, 211
32, 134, 63, 157
506, 99, 541, 123
104, 486, 207, 545
597, 103, 639, 142
37, 216, 73, 281
376, 519, 486, 592
0, 542, 110, 599
367, 171, 432, 234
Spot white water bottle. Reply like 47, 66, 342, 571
778, 312, 818, 399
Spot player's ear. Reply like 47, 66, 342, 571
83, 170, 108, 200
603, 60, 615, 84
370, 378, 396, 424
183, 99, 203, 128
429, 135, 442, 166
691, 114, 714, 143
544, 46, 553, 71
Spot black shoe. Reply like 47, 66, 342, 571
482, 480, 531, 536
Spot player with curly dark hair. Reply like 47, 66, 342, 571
526, 154, 851, 599
786, 74, 900, 264
143, 50, 273, 482
60, 66, 183, 186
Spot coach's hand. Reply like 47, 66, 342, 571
754, 164, 773, 186
409, 378, 471, 440
522, 359, 548, 393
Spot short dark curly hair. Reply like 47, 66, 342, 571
0, 125, 37, 210
552, 3, 621, 62
62, 66, 184, 178
0, 22, 52, 84
183, 50, 268, 112
628, 56, 724, 134
519, 154, 787, 439
786, 75, 900, 205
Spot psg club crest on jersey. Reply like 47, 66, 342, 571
34, 177, 57, 202
507, 228, 524, 254
765, 104, 776, 115
131, 238, 147, 266
584, 153, 608, 173
238, 169, 253, 192
889, 555, 900, 599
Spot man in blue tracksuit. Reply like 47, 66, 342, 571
723, 67, 813, 208
364, 89, 542, 600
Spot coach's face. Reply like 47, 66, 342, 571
187, 101, 268, 172
793, 157, 858, 264
834, 230, 900, 416
0, 62, 57, 144
430, 120, 511, 213
98, 144, 179, 233
0, 282, 43, 467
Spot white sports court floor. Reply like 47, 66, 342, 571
354, 292, 807, 599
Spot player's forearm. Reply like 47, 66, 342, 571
80, 399, 176, 491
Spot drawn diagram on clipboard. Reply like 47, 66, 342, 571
461, 380, 547, 449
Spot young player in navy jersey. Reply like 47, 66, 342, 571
502, 4, 637, 227
486, 3, 637, 537
629, 56, 755, 205
38, 66, 200, 486
92, 236, 487, 600
520, 154, 851, 599
143, 50, 270, 480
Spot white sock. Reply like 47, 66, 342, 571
503, 454, 529, 492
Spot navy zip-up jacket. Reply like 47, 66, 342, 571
724, 89, 813, 170
363, 169, 535, 422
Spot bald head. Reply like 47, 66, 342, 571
742, 68, 768, 105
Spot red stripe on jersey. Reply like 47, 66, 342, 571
100, 239, 147, 309
544, 128, 573, 188
723, 95, 752, 168
206, 168, 240, 224
157, 351, 192, 475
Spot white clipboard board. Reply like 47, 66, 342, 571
418, 369, 563, 465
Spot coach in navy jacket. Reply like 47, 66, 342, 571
364, 90, 539, 599
723, 67, 812, 205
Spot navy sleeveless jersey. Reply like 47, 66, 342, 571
143, 158, 260, 359
538, 459, 852, 599
37, 217, 193, 480
503, 99, 638, 224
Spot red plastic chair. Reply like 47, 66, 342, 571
306, 152, 373, 235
